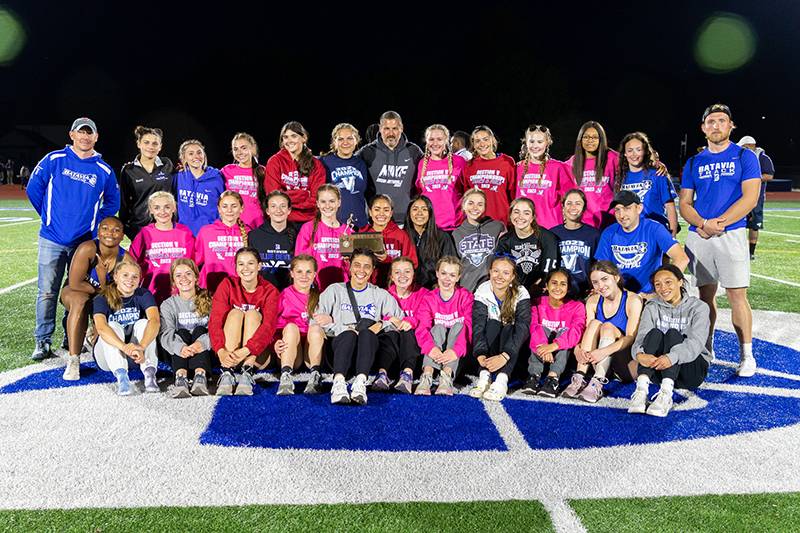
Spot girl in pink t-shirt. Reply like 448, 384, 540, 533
129, 191, 195, 303
416, 124, 466, 231
515, 125, 574, 229
194, 191, 249, 293
273, 254, 326, 395
294, 184, 352, 290
221, 132, 265, 229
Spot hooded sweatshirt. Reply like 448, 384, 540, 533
415, 154, 466, 231
472, 281, 532, 359
317, 282, 403, 338
27, 145, 121, 247
495, 227, 560, 291
515, 158, 574, 229
406, 226, 458, 289
460, 154, 516, 224
529, 297, 586, 350
264, 149, 325, 223
415, 286, 474, 358
452, 217, 505, 292
209, 276, 279, 356
159, 294, 211, 355
295, 218, 352, 290
320, 153, 371, 228
174, 167, 225, 236
248, 221, 296, 290
194, 219, 248, 292
387, 285, 429, 329
128, 222, 195, 303
565, 150, 620, 229
275, 284, 315, 334
360, 220, 418, 287
357, 133, 424, 224
221, 163, 265, 229
632, 294, 711, 365
118, 155, 175, 239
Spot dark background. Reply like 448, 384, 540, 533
1, 1, 797, 178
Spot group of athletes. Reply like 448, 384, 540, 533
25, 103, 764, 417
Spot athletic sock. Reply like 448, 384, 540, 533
478, 369, 491, 383
636, 374, 651, 391
309, 365, 320, 373
749, 242, 756, 256
495, 373, 509, 386
598, 337, 614, 350
741, 343, 753, 359
593, 356, 612, 380
661, 377, 675, 395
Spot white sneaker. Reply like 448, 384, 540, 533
737, 355, 757, 377
331, 378, 350, 405
350, 375, 368, 405
482, 381, 508, 402
62, 355, 80, 381
469, 378, 491, 399
646, 390, 673, 417
143, 367, 159, 393
627, 388, 648, 414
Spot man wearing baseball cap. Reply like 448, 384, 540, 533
736, 135, 775, 260
679, 104, 761, 376
26, 117, 120, 364
596, 190, 688, 295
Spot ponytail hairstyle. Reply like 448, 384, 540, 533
134, 125, 163, 144
169, 258, 211, 316
178, 139, 207, 171
470, 125, 498, 158
509, 197, 540, 238
390, 256, 417, 290
232, 132, 267, 206
616, 131, 659, 193
234, 246, 261, 269
101, 259, 142, 312
519, 125, 552, 187
561, 188, 588, 217
327, 123, 361, 155
218, 190, 247, 247
650, 264, 687, 296
421, 124, 454, 186
278, 121, 315, 177
147, 191, 176, 223
572, 121, 609, 186
403, 194, 443, 266
290, 254, 320, 319
590, 260, 625, 290
489, 254, 521, 325
310, 184, 341, 244
368, 194, 394, 227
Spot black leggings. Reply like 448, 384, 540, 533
482, 322, 520, 375
383, 330, 420, 374
170, 327, 213, 376
637, 328, 709, 389
331, 329, 392, 377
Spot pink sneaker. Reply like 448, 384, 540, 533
561, 373, 586, 399
579, 376, 605, 403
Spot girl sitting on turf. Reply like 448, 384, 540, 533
194, 191, 249, 293
451, 188, 506, 292
360, 194, 418, 287
208, 247, 279, 396
160, 259, 213, 398
129, 191, 195, 303
317, 248, 404, 406
382, 256, 428, 394
414, 256, 474, 396
520, 269, 586, 398
628, 265, 711, 417
92, 259, 160, 396
273, 255, 326, 396
470, 254, 532, 401
562, 261, 643, 403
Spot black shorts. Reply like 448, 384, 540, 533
746, 195, 765, 230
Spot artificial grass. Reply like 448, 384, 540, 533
0, 500, 554, 533
570, 492, 800, 533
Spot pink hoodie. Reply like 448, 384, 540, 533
415, 286, 474, 358
565, 150, 620, 228
515, 159, 574, 229
529, 297, 586, 350
129, 223, 195, 303
275, 284, 313, 334
415, 155, 466, 231
194, 219, 248, 292
387, 285, 429, 329
222, 164, 265, 229
295, 218, 353, 290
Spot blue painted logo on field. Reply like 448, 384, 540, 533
2, 331, 799, 452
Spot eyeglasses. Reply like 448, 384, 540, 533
582, 135, 600, 141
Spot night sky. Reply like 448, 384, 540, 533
1, 0, 797, 173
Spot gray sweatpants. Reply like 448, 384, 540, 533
528, 326, 569, 378
422, 323, 462, 372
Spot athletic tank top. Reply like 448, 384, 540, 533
87, 240, 126, 289
596, 290, 629, 333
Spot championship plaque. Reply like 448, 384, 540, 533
340, 232, 385, 255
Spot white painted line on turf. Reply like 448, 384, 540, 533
699, 382, 800, 399
762, 230, 800, 238
481, 400, 530, 452
541, 498, 588, 533
0, 277, 37, 295
711, 359, 800, 382
765, 214, 800, 220
751, 273, 800, 288
787, 240, 800, 244
0, 219, 38, 228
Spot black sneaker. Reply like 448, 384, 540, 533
519, 375, 541, 396
31, 340, 50, 361
538, 376, 560, 398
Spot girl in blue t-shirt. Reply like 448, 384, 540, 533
617, 132, 678, 235
92, 259, 160, 396
320, 123, 370, 229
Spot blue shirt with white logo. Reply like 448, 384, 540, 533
681, 143, 761, 232
620, 169, 677, 228
93, 288, 157, 330
320, 153, 369, 228
596, 218, 678, 293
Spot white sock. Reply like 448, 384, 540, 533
661, 377, 675, 394
593, 356, 612, 380
68, 354, 79, 361
479, 369, 491, 383
636, 374, 650, 390
741, 343, 753, 359
333, 374, 345, 384
495, 373, 508, 387
354, 373, 367, 384
598, 337, 614, 350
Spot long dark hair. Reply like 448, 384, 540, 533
616, 131, 659, 193
404, 194, 444, 264
278, 121, 315, 177
572, 121, 609, 186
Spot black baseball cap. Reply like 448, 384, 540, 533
701, 103, 732, 122
610, 190, 641, 208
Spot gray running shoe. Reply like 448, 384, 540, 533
170, 375, 192, 399
435, 371, 454, 396
143, 367, 159, 393
191, 373, 209, 396
303, 370, 322, 394
216, 371, 236, 396
393, 371, 413, 394
371, 370, 391, 391
414, 373, 434, 396
561, 373, 587, 399
31, 340, 51, 362
277, 372, 295, 396
351, 375, 368, 405
234, 370, 255, 396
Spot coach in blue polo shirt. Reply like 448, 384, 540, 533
596, 190, 688, 295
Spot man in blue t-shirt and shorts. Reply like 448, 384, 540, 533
680, 104, 761, 377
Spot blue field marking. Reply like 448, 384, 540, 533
201, 387, 508, 452
0, 362, 171, 394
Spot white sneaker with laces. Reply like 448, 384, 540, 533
331, 378, 350, 404
350, 375, 368, 405
62, 355, 80, 381
737, 355, 757, 377
627, 388, 648, 414
482, 381, 508, 401
646, 389, 673, 417
469, 378, 491, 399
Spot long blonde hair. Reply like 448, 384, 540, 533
169, 258, 212, 316
420, 124, 454, 186
489, 255, 521, 325
101, 259, 142, 312
519, 125, 553, 188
